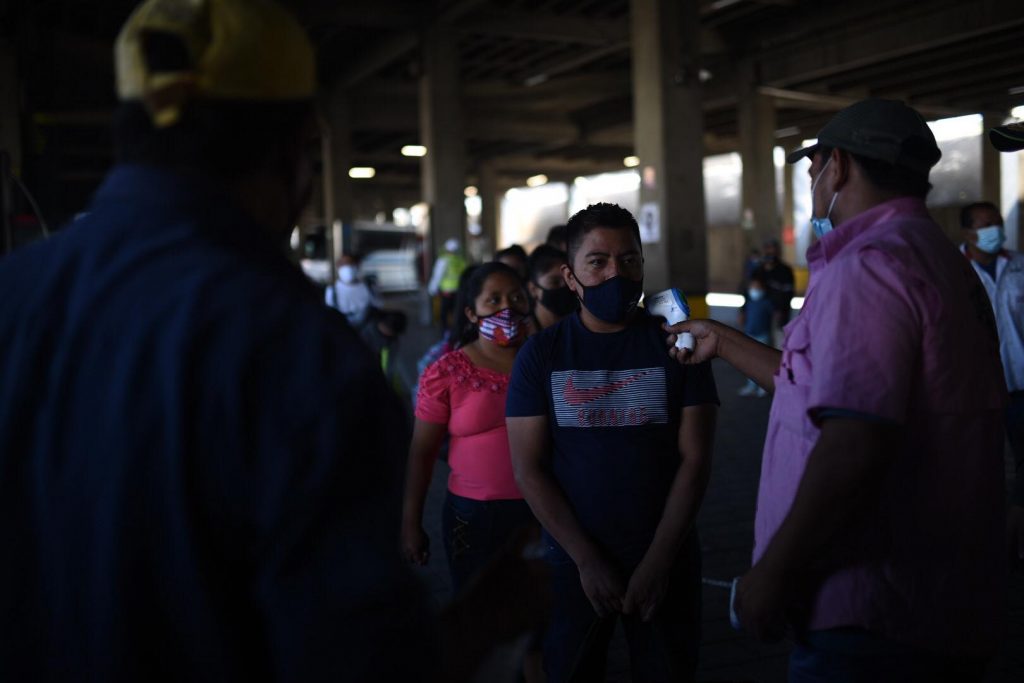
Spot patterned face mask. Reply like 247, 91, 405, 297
477, 308, 526, 347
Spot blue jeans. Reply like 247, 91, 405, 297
789, 628, 988, 682
442, 491, 534, 594
543, 532, 701, 683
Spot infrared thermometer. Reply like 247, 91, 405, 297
647, 288, 695, 351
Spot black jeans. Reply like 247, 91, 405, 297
543, 532, 702, 683
1007, 391, 1024, 505
442, 491, 534, 594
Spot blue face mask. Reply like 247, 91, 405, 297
571, 273, 644, 324
975, 225, 1006, 254
810, 158, 840, 239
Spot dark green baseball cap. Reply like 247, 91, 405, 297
786, 98, 942, 173
989, 121, 1024, 152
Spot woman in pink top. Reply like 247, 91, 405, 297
401, 262, 534, 591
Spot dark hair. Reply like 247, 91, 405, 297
817, 146, 932, 199
448, 265, 478, 345
378, 309, 407, 336
527, 244, 567, 284
113, 99, 313, 177
565, 203, 641, 265
452, 262, 524, 348
959, 201, 1001, 229
546, 224, 567, 246
495, 244, 528, 262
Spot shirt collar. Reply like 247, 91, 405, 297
90, 164, 281, 256
807, 196, 930, 273
959, 243, 1010, 262
92, 164, 234, 212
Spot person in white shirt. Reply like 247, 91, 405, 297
960, 200, 1024, 567
325, 254, 380, 328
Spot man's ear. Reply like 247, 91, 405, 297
527, 281, 541, 300
561, 264, 580, 296
832, 148, 851, 192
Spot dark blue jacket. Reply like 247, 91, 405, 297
0, 165, 433, 681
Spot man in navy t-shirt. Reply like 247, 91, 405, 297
506, 203, 718, 682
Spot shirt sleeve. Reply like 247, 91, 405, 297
506, 335, 549, 417
681, 360, 720, 407
807, 247, 922, 424
414, 356, 451, 425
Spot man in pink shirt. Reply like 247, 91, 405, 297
669, 99, 1007, 679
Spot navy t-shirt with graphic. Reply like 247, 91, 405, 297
506, 311, 718, 566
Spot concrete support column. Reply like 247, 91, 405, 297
420, 27, 467, 260
782, 152, 797, 266
982, 113, 1002, 204
0, 43, 20, 176
477, 162, 498, 261
737, 61, 779, 248
631, 0, 707, 294
0, 43, 20, 255
323, 86, 354, 263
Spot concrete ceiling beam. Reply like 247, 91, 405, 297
759, 0, 1024, 89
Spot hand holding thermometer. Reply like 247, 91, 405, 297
647, 288, 695, 351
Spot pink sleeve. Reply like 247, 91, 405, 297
415, 357, 451, 425
808, 248, 922, 424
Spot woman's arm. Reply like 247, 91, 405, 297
400, 418, 447, 564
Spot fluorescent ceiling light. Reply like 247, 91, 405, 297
348, 167, 376, 179
401, 145, 427, 157
464, 185, 478, 197
526, 174, 549, 187
623, 156, 640, 168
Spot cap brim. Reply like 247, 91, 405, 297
786, 143, 818, 164
990, 124, 1024, 152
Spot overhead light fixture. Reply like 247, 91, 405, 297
464, 185, 478, 197
774, 126, 801, 139
623, 156, 640, 168
524, 74, 549, 87
401, 145, 427, 157
1007, 86, 1024, 96
698, 69, 713, 83
526, 174, 548, 187
348, 167, 376, 179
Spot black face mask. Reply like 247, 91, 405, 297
535, 283, 579, 317
570, 272, 644, 324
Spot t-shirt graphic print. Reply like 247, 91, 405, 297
551, 367, 667, 427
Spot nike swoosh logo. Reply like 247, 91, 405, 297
563, 371, 651, 406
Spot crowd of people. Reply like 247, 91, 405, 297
1, 1, 1023, 682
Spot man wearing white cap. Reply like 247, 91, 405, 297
428, 237, 468, 335
0, 1, 432, 679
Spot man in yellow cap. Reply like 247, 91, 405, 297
0, 1, 434, 679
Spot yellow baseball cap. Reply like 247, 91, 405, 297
116, 0, 316, 128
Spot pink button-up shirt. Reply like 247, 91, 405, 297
755, 197, 1007, 656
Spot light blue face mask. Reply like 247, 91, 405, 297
810, 158, 840, 239
975, 224, 1006, 254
